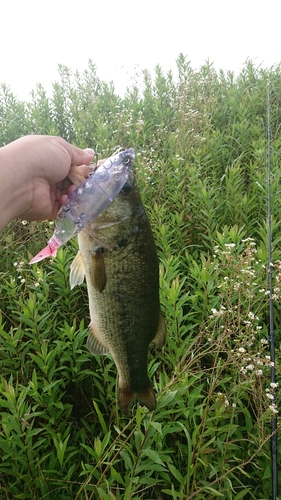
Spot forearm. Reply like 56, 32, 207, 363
0, 140, 31, 231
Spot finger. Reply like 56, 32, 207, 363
66, 185, 76, 196
59, 184, 78, 208
68, 144, 95, 166
59, 193, 70, 207
68, 164, 94, 185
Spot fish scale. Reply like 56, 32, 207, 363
70, 170, 166, 413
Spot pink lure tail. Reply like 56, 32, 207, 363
29, 238, 61, 264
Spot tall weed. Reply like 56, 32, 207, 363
0, 57, 280, 498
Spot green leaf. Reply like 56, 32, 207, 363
93, 400, 108, 435
234, 489, 252, 499
80, 443, 97, 459
167, 462, 184, 483
204, 487, 224, 497
53, 433, 70, 467
94, 437, 103, 459
141, 448, 166, 467
110, 466, 125, 485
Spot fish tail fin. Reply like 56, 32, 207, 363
118, 384, 156, 415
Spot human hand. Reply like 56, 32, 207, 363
0, 135, 94, 230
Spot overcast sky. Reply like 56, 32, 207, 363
1, 0, 280, 101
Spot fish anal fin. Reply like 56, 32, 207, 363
87, 324, 109, 355
118, 385, 156, 415
152, 311, 166, 349
90, 249, 106, 293
70, 251, 85, 289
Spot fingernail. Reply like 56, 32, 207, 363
84, 148, 95, 156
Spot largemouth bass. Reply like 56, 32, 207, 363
70, 169, 166, 414
30, 149, 135, 264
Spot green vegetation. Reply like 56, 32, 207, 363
0, 55, 280, 499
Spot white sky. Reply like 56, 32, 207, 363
1, 0, 280, 101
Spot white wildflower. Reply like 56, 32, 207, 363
210, 306, 225, 317
242, 238, 253, 243
266, 393, 275, 400
246, 364, 255, 371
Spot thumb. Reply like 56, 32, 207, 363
68, 145, 95, 166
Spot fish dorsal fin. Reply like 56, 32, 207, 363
152, 311, 166, 349
87, 324, 109, 355
90, 249, 106, 293
70, 251, 85, 289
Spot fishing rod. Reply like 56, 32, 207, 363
267, 82, 278, 500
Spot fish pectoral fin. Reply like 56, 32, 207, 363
90, 249, 106, 293
69, 251, 85, 289
152, 311, 166, 349
95, 218, 120, 230
87, 324, 109, 355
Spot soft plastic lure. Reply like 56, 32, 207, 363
30, 148, 135, 264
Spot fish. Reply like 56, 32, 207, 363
30, 149, 135, 264
69, 168, 166, 414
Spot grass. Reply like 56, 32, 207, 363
0, 56, 280, 499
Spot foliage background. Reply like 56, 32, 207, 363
0, 55, 280, 499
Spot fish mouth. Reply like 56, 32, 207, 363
120, 172, 135, 193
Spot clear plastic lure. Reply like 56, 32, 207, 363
30, 148, 135, 263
